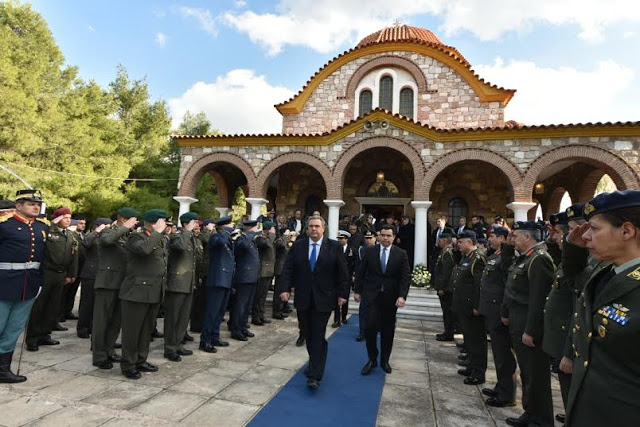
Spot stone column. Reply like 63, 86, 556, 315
323, 200, 345, 239
411, 201, 432, 267
173, 196, 198, 219
507, 202, 538, 222
215, 207, 231, 218
245, 198, 268, 220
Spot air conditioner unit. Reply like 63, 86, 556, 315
363, 121, 373, 131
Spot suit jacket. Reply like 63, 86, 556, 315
279, 237, 349, 312
355, 244, 410, 302
206, 228, 235, 288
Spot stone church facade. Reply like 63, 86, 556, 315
174, 25, 640, 266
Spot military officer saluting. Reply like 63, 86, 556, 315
0, 190, 47, 383
164, 212, 199, 362
230, 220, 260, 341
119, 209, 169, 379
562, 190, 640, 426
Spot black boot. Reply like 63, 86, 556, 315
0, 352, 27, 383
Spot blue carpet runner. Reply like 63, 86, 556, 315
248, 314, 386, 426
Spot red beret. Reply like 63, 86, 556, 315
52, 207, 71, 218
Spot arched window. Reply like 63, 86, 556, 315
379, 76, 393, 111
399, 87, 414, 118
358, 90, 372, 117
448, 198, 468, 226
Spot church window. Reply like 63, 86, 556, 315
448, 197, 468, 225
359, 90, 373, 117
399, 87, 414, 118
379, 76, 393, 111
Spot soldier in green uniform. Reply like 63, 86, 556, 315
433, 231, 456, 341
252, 220, 276, 326
503, 221, 555, 427
563, 190, 640, 426
119, 209, 169, 379
164, 212, 199, 362
451, 230, 487, 385
91, 208, 139, 369
26, 207, 78, 351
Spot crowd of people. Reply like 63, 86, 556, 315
1, 188, 639, 426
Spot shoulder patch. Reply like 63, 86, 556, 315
36, 217, 50, 225
0, 216, 9, 223
627, 266, 640, 281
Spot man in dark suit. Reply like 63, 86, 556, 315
279, 216, 349, 389
355, 224, 411, 375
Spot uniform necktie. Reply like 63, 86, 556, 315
310, 243, 318, 271
381, 247, 387, 274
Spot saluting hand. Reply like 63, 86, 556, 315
152, 218, 166, 233
206, 223, 215, 231
95, 224, 107, 234
568, 222, 590, 248
123, 217, 138, 229
52, 215, 65, 224
185, 219, 197, 231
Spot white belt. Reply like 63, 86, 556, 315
0, 262, 41, 270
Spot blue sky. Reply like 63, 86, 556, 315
30, 0, 640, 133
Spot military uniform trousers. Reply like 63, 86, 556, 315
460, 313, 487, 379
509, 307, 553, 426
364, 290, 398, 364
483, 302, 516, 402
0, 298, 36, 353
190, 284, 207, 333
26, 270, 66, 345
201, 287, 230, 344
438, 291, 454, 337
231, 282, 256, 335
252, 276, 272, 322
91, 289, 122, 364
163, 290, 193, 355
120, 300, 160, 371
271, 275, 284, 317
77, 279, 95, 334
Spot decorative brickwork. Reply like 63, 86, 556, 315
178, 152, 257, 198
256, 152, 333, 197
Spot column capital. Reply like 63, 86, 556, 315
173, 196, 198, 204
245, 198, 268, 206
410, 200, 433, 210
323, 199, 345, 208
215, 207, 231, 217
506, 202, 537, 211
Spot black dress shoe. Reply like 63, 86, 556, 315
457, 360, 469, 367
164, 353, 182, 362
361, 360, 378, 375
122, 369, 141, 380
485, 397, 515, 407
435, 333, 454, 342
458, 353, 469, 361
457, 368, 472, 376
138, 362, 159, 372
342, 318, 348, 324
77, 330, 90, 339
93, 360, 113, 370
242, 330, 255, 338
381, 362, 392, 374
53, 323, 68, 331
307, 378, 319, 389
212, 340, 229, 347
177, 348, 193, 356
331, 321, 341, 328
272, 313, 286, 320
65, 313, 78, 320
260, 318, 271, 324
482, 388, 498, 397
39, 338, 60, 346
505, 413, 530, 427
114, 342, 122, 349
59, 317, 66, 323
26, 344, 38, 352
232, 333, 248, 341
251, 319, 264, 326
295, 336, 305, 347
183, 333, 194, 342
463, 376, 485, 385
199, 343, 218, 353
556, 414, 566, 423
109, 354, 122, 363
356, 334, 364, 342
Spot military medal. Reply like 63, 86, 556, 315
598, 325, 607, 338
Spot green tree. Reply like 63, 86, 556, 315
176, 111, 211, 136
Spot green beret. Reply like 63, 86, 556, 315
179, 211, 199, 224
117, 207, 140, 219
143, 209, 169, 223
263, 220, 276, 230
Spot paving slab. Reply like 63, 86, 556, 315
433, 390, 490, 419
384, 369, 431, 390
240, 364, 295, 386
82, 381, 163, 410
39, 374, 121, 401
28, 405, 115, 427
435, 410, 495, 427
181, 398, 259, 426
204, 359, 255, 378
169, 372, 237, 397
0, 395, 63, 426
132, 389, 208, 422
216, 379, 281, 406
376, 399, 436, 427
6, 367, 78, 393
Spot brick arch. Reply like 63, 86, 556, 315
178, 152, 256, 198
333, 136, 426, 200
575, 169, 607, 203
206, 170, 230, 207
546, 186, 569, 218
423, 149, 521, 200
256, 152, 332, 197
343, 56, 428, 103
521, 145, 639, 198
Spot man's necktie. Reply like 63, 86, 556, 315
310, 243, 318, 271
381, 247, 387, 274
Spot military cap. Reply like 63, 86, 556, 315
439, 231, 454, 239
52, 207, 71, 218
142, 209, 169, 223
495, 215, 505, 222
15, 189, 43, 202
202, 219, 214, 227
263, 220, 276, 230
94, 218, 112, 226
179, 211, 198, 224
230, 228, 241, 237
457, 230, 477, 240
550, 212, 569, 226
116, 207, 140, 219
489, 226, 509, 237
513, 221, 541, 231
337, 230, 351, 238
478, 238, 488, 246
0, 200, 15, 209
565, 204, 585, 221
242, 219, 259, 227
214, 216, 232, 227
584, 190, 640, 220
363, 230, 377, 238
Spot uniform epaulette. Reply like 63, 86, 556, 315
36, 217, 50, 225
0, 215, 10, 223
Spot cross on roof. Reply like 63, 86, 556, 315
393, 19, 402, 27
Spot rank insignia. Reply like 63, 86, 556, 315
598, 325, 607, 338
627, 266, 640, 281
613, 303, 630, 312
584, 203, 595, 216
598, 305, 630, 326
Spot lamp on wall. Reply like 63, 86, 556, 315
534, 183, 545, 195
376, 171, 385, 182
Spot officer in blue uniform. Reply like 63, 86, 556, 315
230, 220, 260, 341
0, 190, 47, 383
200, 216, 235, 353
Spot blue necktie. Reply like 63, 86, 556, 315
310, 243, 318, 271
381, 247, 387, 274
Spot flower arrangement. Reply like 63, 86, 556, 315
411, 264, 431, 288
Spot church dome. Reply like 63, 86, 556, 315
357, 24, 444, 48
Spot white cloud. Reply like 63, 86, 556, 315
474, 58, 636, 124
155, 32, 167, 47
178, 6, 218, 36
234, 0, 247, 8
169, 70, 294, 134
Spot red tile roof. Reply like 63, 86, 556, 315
357, 25, 444, 47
